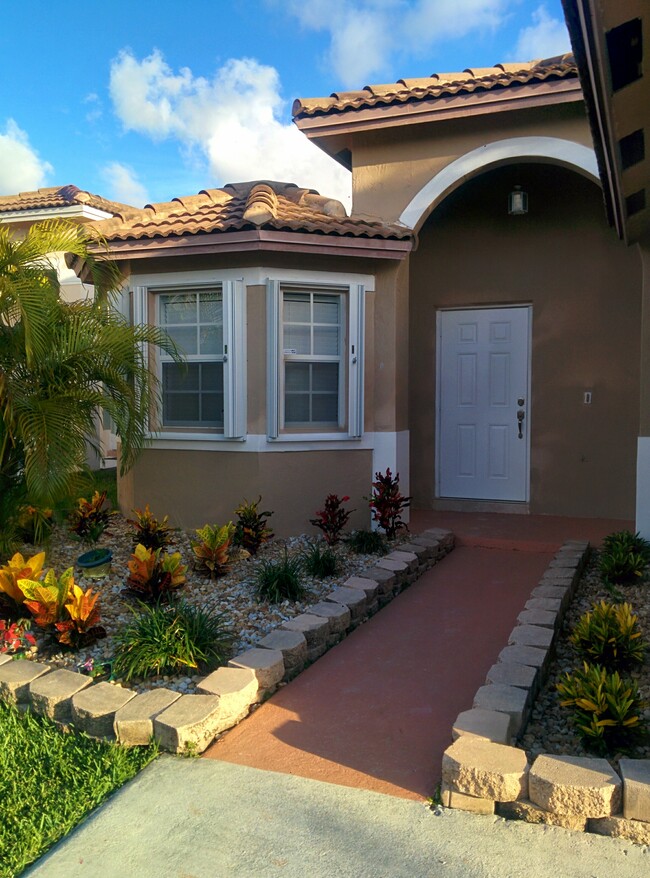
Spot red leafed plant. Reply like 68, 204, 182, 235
0, 619, 36, 654
310, 494, 354, 546
368, 468, 411, 539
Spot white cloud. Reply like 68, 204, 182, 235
0, 120, 52, 194
286, 0, 511, 86
102, 161, 150, 206
512, 5, 571, 61
109, 49, 351, 207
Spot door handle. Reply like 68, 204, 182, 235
517, 409, 525, 439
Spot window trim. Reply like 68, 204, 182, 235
267, 279, 365, 441
133, 278, 247, 440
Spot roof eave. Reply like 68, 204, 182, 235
84, 228, 412, 265
0, 204, 115, 224
294, 78, 584, 144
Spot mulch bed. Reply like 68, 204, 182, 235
523, 552, 650, 765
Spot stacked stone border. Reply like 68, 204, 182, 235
0, 528, 454, 755
442, 540, 650, 846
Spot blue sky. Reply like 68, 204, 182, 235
0, 0, 571, 209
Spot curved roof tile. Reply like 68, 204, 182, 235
0, 184, 136, 217
292, 54, 578, 118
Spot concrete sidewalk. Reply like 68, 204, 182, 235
26, 758, 649, 878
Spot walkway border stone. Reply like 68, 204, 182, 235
0, 528, 455, 755
441, 539, 650, 846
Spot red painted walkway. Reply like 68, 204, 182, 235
205, 514, 631, 801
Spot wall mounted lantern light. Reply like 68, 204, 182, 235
508, 185, 528, 215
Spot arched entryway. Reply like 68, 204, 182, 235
408, 161, 642, 519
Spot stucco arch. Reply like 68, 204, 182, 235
399, 136, 600, 232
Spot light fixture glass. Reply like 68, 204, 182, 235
508, 185, 528, 215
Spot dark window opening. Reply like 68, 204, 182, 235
625, 188, 646, 217
619, 128, 645, 170
606, 18, 643, 92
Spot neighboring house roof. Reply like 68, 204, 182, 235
86, 181, 412, 262
0, 185, 135, 220
293, 54, 579, 118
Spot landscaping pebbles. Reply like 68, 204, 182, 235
17, 516, 395, 695
523, 553, 650, 767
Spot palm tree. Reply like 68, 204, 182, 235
0, 219, 178, 534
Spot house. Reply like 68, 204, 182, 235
83, 52, 644, 535
560, 1, 650, 531
0, 185, 136, 466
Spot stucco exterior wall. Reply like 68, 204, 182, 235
119, 448, 373, 536
409, 162, 642, 519
351, 102, 591, 223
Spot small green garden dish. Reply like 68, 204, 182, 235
77, 547, 112, 579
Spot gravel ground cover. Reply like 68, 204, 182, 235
523, 552, 650, 765
14, 515, 397, 694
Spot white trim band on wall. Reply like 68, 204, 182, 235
399, 136, 600, 231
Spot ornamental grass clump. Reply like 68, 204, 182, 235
112, 600, 233, 681
346, 529, 388, 556
302, 542, 338, 577
598, 530, 650, 585
570, 600, 645, 670
256, 550, 305, 603
557, 661, 646, 753
233, 497, 274, 555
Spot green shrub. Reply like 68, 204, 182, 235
346, 529, 388, 555
599, 546, 647, 585
557, 661, 646, 753
570, 600, 645, 670
191, 522, 235, 578
302, 543, 338, 577
112, 599, 233, 681
256, 551, 305, 603
234, 496, 274, 555
602, 530, 650, 562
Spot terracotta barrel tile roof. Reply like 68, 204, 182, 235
90, 180, 411, 243
0, 184, 135, 217
292, 54, 578, 118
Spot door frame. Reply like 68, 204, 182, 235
435, 304, 533, 503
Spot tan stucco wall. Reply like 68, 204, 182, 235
121, 448, 372, 537
351, 103, 592, 223
409, 163, 642, 519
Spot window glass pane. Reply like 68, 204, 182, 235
312, 362, 339, 392
313, 296, 340, 324
202, 393, 224, 425
160, 294, 196, 325
165, 394, 200, 424
284, 292, 310, 324
199, 325, 223, 356
284, 324, 311, 355
285, 362, 310, 391
202, 361, 223, 387
163, 363, 199, 391
312, 394, 339, 423
167, 325, 197, 355
285, 394, 310, 423
313, 325, 339, 356
199, 291, 222, 324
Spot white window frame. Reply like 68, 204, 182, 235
267, 279, 365, 441
132, 276, 247, 440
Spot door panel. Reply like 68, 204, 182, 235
438, 307, 530, 501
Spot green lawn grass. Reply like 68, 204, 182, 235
0, 699, 157, 878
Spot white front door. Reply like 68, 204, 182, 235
438, 307, 531, 501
